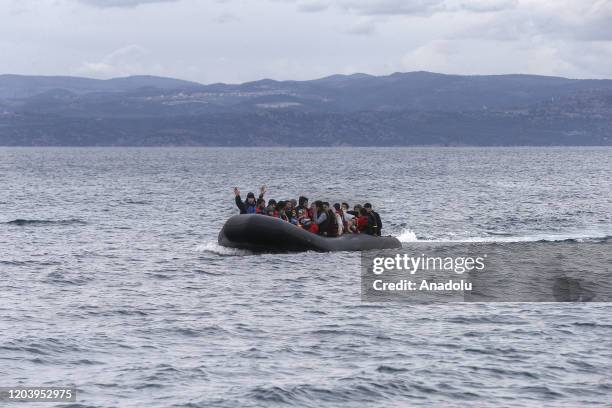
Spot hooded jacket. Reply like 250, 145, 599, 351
235, 192, 262, 214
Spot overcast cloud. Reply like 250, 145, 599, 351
1, 0, 611, 83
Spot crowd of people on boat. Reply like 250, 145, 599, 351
233, 186, 382, 237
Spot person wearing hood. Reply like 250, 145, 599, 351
234, 185, 266, 214
363, 203, 382, 236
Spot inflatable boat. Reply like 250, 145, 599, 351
218, 214, 402, 252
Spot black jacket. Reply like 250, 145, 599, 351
235, 193, 262, 214
372, 211, 382, 236
364, 211, 382, 236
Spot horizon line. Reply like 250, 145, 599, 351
2, 70, 611, 87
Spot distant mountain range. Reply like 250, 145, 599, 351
1, 71, 611, 146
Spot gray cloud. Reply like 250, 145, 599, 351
1, 0, 611, 82
338, 0, 444, 15
303, 0, 519, 16
213, 12, 239, 23
455, 0, 612, 43
561, 3, 612, 41
345, 19, 376, 35
454, 0, 518, 12
298, 1, 329, 12
79, 0, 178, 8
77, 44, 151, 77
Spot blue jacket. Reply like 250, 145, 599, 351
235, 195, 260, 214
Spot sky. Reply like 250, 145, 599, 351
1, 0, 611, 83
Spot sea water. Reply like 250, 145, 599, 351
1, 147, 611, 407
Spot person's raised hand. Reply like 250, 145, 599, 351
234, 187, 240, 196
260, 185, 267, 196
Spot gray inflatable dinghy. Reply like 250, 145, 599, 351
218, 214, 402, 252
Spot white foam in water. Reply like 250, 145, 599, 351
396, 229, 419, 242
457, 229, 612, 243
396, 229, 611, 243
195, 242, 252, 256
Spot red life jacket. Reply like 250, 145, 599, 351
356, 215, 368, 231
299, 206, 313, 220
297, 206, 312, 230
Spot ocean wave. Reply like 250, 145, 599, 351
3, 218, 87, 226
376, 365, 409, 373
0, 260, 30, 266
247, 378, 443, 406
43, 270, 94, 286
2, 337, 88, 356
1, 260, 62, 266
194, 242, 252, 256
121, 198, 151, 205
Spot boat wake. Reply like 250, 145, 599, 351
194, 242, 252, 256
395, 229, 611, 244
396, 229, 419, 242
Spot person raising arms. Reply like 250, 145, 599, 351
234, 185, 266, 214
